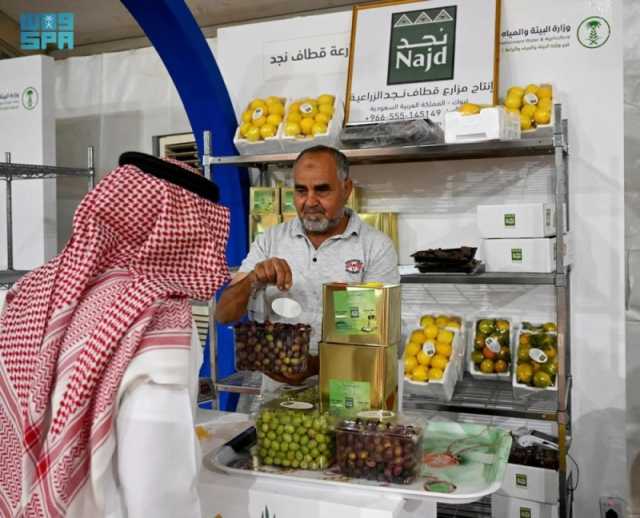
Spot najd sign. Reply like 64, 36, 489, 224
20, 12, 74, 50
387, 6, 457, 85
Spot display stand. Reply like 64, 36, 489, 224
0, 148, 96, 288
202, 104, 571, 516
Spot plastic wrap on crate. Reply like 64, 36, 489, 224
467, 316, 514, 381
512, 325, 558, 401
234, 321, 311, 377
444, 107, 521, 144
335, 414, 423, 484
404, 328, 464, 401
280, 99, 344, 153
339, 119, 444, 149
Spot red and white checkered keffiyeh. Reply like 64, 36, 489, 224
0, 161, 230, 517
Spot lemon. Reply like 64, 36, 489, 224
417, 351, 431, 366
242, 110, 252, 124
424, 324, 439, 340
253, 115, 267, 128
311, 122, 328, 136
537, 84, 553, 99
435, 316, 449, 328
507, 86, 525, 98
287, 112, 302, 123
239, 122, 252, 137
411, 365, 429, 382
250, 98, 266, 110
314, 113, 330, 125
420, 315, 435, 328
317, 94, 335, 106
520, 114, 532, 130
410, 329, 427, 344
446, 320, 461, 330
266, 96, 282, 105
525, 84, 539, 95
245, 126, 261, 142
428, 367, 444, 381
537, 98, 553, 112
521, 104, 537, 119
405, 342, 421, 357
299, 117, 315, 136
267, 103, 285, 117
260, 124, 277, 139
436, 342, 452, 358
504, 95, 522, 110
299, 102, 318, 117
534, 110, 551, 125
284, 122, 301, 137
318, 104, 334, 117
436, 329, 454, 345
266, 114, 282, 127
431, 354, 448, 371
288, 102, 301, 113
458, 103, 481, 115
404, 355, 418, 373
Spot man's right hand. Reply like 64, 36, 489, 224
250, 257, 292, 292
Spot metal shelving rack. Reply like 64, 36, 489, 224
0, 148, 96, 288
202, 104, 571, 517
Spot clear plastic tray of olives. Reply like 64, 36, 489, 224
255, 397, 335, 471
234, 320, 311, 376
335, 416, 423, 484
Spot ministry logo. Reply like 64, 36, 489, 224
387, 6, 457, 86
577, 16, 611, 49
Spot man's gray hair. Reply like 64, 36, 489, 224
293, 145, 350, 180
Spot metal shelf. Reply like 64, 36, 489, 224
403, 374, 558, 421
215, 371, 262, 395
401, 272, 564, 286
204, 137, 555, 168
0, 270, 28, 289
0, 162, 94, 180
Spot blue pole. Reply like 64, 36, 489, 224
121, 0, 248, 410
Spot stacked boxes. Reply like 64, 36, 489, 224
249, 187, 281, 244
477, 203, 557, 273
319, 283, 400, 418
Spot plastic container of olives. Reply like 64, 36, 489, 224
255, 396, 335, 471
467, 316, 513, 380
335, 413, 423, 484
234, 320, 311, 376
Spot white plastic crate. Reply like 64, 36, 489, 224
467, 316, 514, 381
280, 98, 344, 153
444, 106, 521, 144
512, 327, 558, 402
497, 463, 559, 504
491, 494, 558, 518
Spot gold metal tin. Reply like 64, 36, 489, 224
358, 212, 398, 251
249, 214, 281, 244
319, 341, 398, 417
250, 187, 280, 214
322, 283, 401, 346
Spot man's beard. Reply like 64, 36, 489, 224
301, 207, 344, 234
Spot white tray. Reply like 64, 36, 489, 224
204, 425, 506, 505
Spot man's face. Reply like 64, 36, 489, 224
293, 151, 352, 234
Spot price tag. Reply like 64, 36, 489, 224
252, 107, 265, 120
485, 336, 501, 353
280, 401, 314, 410
422, 341, 436, 357
523, 92, 539, 105
529, 348, 548, 364
300, 103, 314, 115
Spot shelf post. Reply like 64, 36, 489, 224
87, 146, 95, 190
4, 152, 13, 271
203, 130, 212, 181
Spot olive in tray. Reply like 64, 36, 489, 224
335, 418, 423, 484
234, 321, 311, 376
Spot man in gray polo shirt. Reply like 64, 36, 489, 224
216, 145, 399, 384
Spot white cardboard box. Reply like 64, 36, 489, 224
491, 494, 558, 518
477, 204, 556, 239
483, 238, 556, 273
497, 463, 559, 504
444, 107, 521, 144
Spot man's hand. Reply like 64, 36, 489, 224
265, 355, 319, 386
251, 257, 292, 292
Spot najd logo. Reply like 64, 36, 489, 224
504, 213, 516, 227
20, 12, 74, 50
511, 248, 523, 263
387, 6, 457, 86
577, 16, 611, 49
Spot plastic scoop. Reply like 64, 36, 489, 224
271, 296, 302, 319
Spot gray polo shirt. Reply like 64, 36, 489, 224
238, 210, 400, 353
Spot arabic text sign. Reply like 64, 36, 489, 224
346, 0, 499, 126
263, 32, 350, 81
